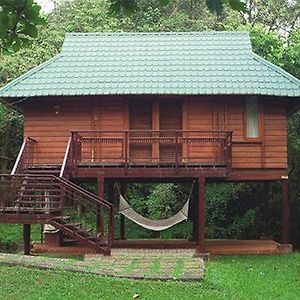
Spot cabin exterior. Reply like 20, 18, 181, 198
0, 32, 299, 255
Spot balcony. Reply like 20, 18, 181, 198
66, 130, 232, 172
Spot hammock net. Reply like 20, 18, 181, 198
119, 188, 192, 231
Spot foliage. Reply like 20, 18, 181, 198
0, 104, 23, 172
0, 0, 45, 53
243, 0, 300, 36
1, 253, 300, 299
109, 0, 247, 16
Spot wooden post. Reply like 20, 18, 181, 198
97, 174, 104, 235
152, 99, 160, 162
281, 176, 289, 244
197, 176, 206, 253
192, 180, 199, 242
120, 181, 126, 240
108, 180, 115, 242
23, 224, 31, 255
182, 100, 188, 162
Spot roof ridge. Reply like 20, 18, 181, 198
65, 31, 249, 36
0, 54, 63, 95
250, 52, 300, 87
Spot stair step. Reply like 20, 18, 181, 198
63, 238, 81, 245
27, 164, 61, 169
52, 216, 71, 222
64, 223, 81, 228
76, 228, 93, 235
89, 235, 109, 246
0, 207, 58, 213
26, 170, 60, 174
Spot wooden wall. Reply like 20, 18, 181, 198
23, 97, 128, 164
23, 98, 92, 164
184, 96, 288, 169
22, 95, 288, 171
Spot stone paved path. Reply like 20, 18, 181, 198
0, 249, 204, 281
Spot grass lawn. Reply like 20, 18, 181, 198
0, 224, 41, 251
0, 253, 299, 300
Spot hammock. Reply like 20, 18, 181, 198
118, 183, 194, 231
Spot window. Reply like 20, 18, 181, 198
245, 97, 260, 138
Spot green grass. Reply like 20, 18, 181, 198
0, 253, 299, 300
0, 224, 42, 251
173, 259, 184, 277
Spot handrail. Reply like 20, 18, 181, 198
0, 174, 113, 249
2, 174, 112, 210
58, 176, 113, 209
11, 137, 37, 175
72, 130, 232, 134
59, 137, 72, 178
71, 130, 233, 169
55, 175, 114, 247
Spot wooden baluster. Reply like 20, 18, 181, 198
124, 131, 128, 170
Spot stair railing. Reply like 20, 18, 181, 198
0, 174, 61, 217
59, 137, 73, 178
0, 174, 114, 253
54, 175, 113, 253
11, 137, 36, 175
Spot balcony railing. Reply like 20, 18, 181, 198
69, 130, 232, 170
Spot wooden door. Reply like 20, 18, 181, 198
129, 100, 152, 163
91, 98, 128, 164
159, 101, 182, 163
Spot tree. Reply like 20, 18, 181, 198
0, 0, 45, 53
243, 0, 300, 37
110, 0, 246, 15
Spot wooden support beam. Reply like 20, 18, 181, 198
120, 181, 126, 240
97, 174, 104, 234
182, 100, 188, 162
23, 224, 31, 255
197, 176, 206, 253
152, 99, 160, 162
108, 180, 115, 242
281, 177, 289, 244
192, 180, 199, 243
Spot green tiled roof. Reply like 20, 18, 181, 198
0, 31, 300, 98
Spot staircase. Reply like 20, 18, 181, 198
0, 174, 113, 255
0, 137, 113, 255
25, 165, 61, 176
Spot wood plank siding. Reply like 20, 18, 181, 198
22, 96, 288, 172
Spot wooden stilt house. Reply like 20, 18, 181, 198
0, 32, 299, 255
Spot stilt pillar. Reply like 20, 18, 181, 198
23, 224, 31, 255
120, 181, 126, 240
97, 174, 105, 234
281, 176, 289, 244
192, 180, 199, 242
108, 180, 115, 242
197, 176, 206, 253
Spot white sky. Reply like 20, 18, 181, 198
35, 0, 55, 13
